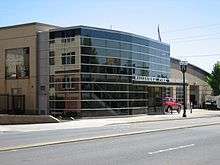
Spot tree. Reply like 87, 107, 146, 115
207, 62, 220, 96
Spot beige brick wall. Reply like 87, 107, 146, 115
171, 68, 212, 106
0, 24, 53, 114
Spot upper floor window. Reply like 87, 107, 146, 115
61, 52, 75, 64
61, 37, 75, 43
49, 51, 55, 65
5, 47, 30, 79
49, 40, 55, 44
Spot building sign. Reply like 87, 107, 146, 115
133, 75, 169, 82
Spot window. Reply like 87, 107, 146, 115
61, 39, 66, 43
62, 76, 71, 89
49, 51, 55, 65
49, 40, 55, 44
61, 75, 78, 90
49, 58, 55, 65
49, 75, 54, 82
176, 87, 186, 102
61, 52, 75, 64
61, 37, 75, 43
40, 86, 46, 91
49, 51, 55, 57
5, 47, 30, 79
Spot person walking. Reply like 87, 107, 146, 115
190, 102, 193, 113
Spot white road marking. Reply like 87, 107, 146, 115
111, 124, 131, 130
148, 144, 195, 155
112, 124, 131, 127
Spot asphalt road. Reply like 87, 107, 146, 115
0, 117, 220, 150
1, 124, 220, 165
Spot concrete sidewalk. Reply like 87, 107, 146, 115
1, 109, 220, 132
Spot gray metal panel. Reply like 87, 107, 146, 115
37, 31, 49, 115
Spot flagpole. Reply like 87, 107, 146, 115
157, 24, 162, 42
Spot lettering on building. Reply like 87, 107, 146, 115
133, 75, 169, 82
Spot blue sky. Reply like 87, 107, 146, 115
1, 0, 220, 72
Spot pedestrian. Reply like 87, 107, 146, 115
190, 102, 193, 113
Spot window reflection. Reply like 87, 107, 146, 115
50, 28, 170, 113
5, 47, 30, 79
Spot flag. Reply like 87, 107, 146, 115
157, 25, 162, 42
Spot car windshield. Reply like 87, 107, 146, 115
163, 97, 174, 101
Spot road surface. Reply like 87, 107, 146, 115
0, 117, 220, 164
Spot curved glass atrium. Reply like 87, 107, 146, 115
49, 26, 170, 116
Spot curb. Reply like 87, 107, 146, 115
1, 121, 220, 153
108, 115, 220, 125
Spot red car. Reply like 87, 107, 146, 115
162, 97, 182, 114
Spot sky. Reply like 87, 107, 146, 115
1, 0, 220, 73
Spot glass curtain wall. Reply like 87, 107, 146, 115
49, 27, 170, 116
49, 29, 81, 116
80, 28, 170, 115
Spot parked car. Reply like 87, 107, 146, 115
204, 100, 217, 110
162, 97, 182, 114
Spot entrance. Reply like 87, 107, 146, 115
148, 86, 165, 114
190, 85, 199, 108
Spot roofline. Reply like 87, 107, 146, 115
50, 25, 170, 46
0, 22, 59, 30
171, 57, 210, 75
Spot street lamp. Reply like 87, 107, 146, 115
179, 61, 188, 117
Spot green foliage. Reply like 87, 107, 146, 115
207, 62, 220, 96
